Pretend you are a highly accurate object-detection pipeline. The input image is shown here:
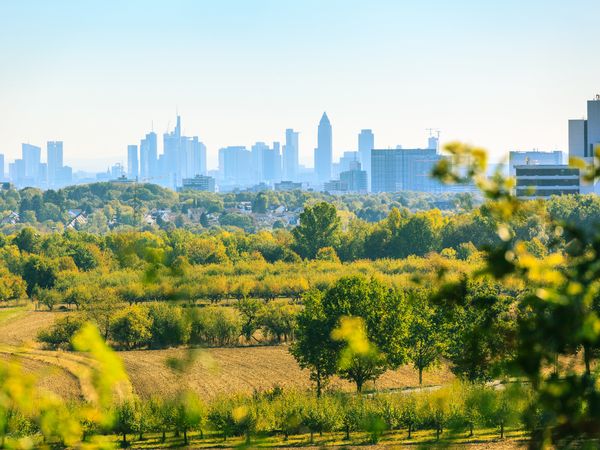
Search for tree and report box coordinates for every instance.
[22,255,57,296]
[406,290,447,385]
[113,400,136,447]
[109,305,152,350]
[174,391,206,445]
[147,303,191,348]
[292,202,341,259]
[234,298,264,342]
[290,291,338,397]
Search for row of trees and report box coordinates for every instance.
[291,276,518,394]
[2,380,527,448]
[38,300,300,351]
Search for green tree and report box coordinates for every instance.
[292,202,341,259]
[407,290,447,385]
[290,291,338,397]
[22,255,57,296]
[110,305,153,350]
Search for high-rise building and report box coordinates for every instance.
[587,96,600,157]
[0,154,4,180]
[22,143,41,185]
[508,150,563,177]
[283,129,299,181]
[358,129,374,190]
[47,141,63,188]
[140,132,157,180]
[160,116,206,188]
[568,96,600,193]
[127,145,139,179]
[314,112,332,184]
[162,116,182,188]
[219,146,252,187]
[371,148,444,193]
[340,163,368,193]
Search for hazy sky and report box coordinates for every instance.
[0,0,599,171]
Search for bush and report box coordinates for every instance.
[190,307,241,346]
[109,304,153,349]
[147,303,191,348]
[38,315,86,350]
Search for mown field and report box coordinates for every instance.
[0,304,535,449]
[0,305,454,400]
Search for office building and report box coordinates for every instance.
[508,150,563,177]
[127,145,139,179]
[47,141,63,188]
[275,180,302,191]
[515,165,580,199]
[358,129,374,190]
[371,147,444,193]
[340,165,368,193]
[314,112,332,184]
[181,174,215,192]
[219,146,252,187]
[283,129,299,181]
[0,154,4,180]
[140,132,157,180]
[569,95,600,193]
[22,143,41,186]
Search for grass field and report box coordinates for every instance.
[0,305,455,401]
[0,304,534,448]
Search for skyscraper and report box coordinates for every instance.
[358,129,374,190]
[127,145,139,179]
[0,154,4,180]
[283,129,299,181]
[22,143,41,186]
[46,141,63,188]
[588,96,600,157]
[140,131,157,180]
[219,146,252,187]
[314,112,332,184]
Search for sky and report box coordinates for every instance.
[0,0,599,172]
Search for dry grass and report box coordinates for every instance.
[120,345,454,399]
[0,306,455,400]
[0,306,70,346]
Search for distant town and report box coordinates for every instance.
[1,96,599,199]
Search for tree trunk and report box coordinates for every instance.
[436,426,441,441]
[407,423,412,439]
[356,379,363,393]
[584,343,592,376]
[122,433,127,447]
[469,423,474,437]
[500,422,504,439]
[316,375,322,398]
[345,425,350,440]
[161,430,166,443]
[183,429,188,445]
[419,367,423,385]
[310,431,314,444]
[246,430,251,444]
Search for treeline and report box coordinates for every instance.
[39,300,299,350]
[1,193,600,306]
[0,182,474,232]
[0,379,528,448]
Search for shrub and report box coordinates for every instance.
[38,315,86,350]
[147,303,191,348]
[190,307,241,346]
[109,304,152,349]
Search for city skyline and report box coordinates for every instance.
[1,1,599,171]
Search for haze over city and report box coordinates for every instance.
[1,0,599,172]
